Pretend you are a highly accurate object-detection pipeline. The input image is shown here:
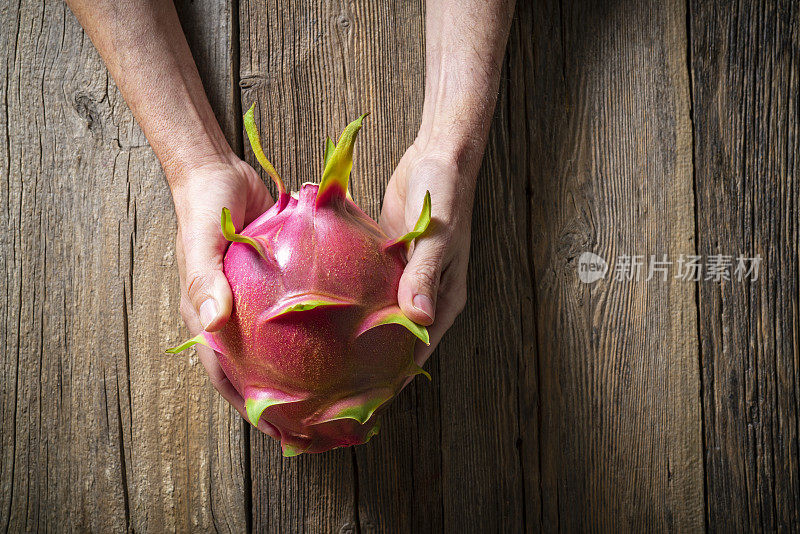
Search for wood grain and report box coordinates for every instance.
[526,0,704,530]
[0,1,246,531]
[174,2,250,531]
[430,18,532,534]
[239,2,531,530]
[2,0,799,531]
[690,0,800,530]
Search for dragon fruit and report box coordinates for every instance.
[168,104,432,456]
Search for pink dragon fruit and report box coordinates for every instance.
[168,104,431,456]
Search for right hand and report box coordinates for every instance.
[170,158,279,438]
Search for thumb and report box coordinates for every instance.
[182,222,233,332]
[398,239,445,326]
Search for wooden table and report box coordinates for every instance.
[1,0,797,531]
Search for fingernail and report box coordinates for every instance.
[199,299,219,329]
[412,294,434,322]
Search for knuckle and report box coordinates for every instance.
[411,153,461,181]
[412,257,442,292]
[186,270,214,303]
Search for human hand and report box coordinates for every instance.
[379,0,512,369]
[380,143,477,366]
[171,159,279,437]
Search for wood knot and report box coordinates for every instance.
[73,93,102,138]
[239,74,266,90]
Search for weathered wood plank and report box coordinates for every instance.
[507,4,543,530]
[238,2,361,530]
[690,0,800,530]
[427,15,535,534]
[173,2,250,531]
[430,77,530,531]
[0,3,135,530]
[0,1,246,531]
[527,0,704,530]
[240,1,533,531]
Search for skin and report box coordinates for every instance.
[66,0,515,436]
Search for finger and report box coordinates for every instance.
[176,234,196,324]
[196,344,245,412]
[398,237,446,326]
[399,275,467,389]
[195,344,281,440]
[378,170,408,238]
[241,162,277,224]
[177,244,279,441]
[413,259,468,366]
[182,218,233,332]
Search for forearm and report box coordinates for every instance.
[66,0,234,186]
[419,0,515,171]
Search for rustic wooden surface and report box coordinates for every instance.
[525,0,705,530]
[0,0,797,532]
[691,0,800,530]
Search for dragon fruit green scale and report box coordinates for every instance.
[167,104,432,457]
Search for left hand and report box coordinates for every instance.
[380,142,477,366]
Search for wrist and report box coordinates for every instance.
[417,41,504,175]
[162,135,239,189]
[415,94,497,178]
[412,122,488,180]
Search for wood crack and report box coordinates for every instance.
[683,0,710,530]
